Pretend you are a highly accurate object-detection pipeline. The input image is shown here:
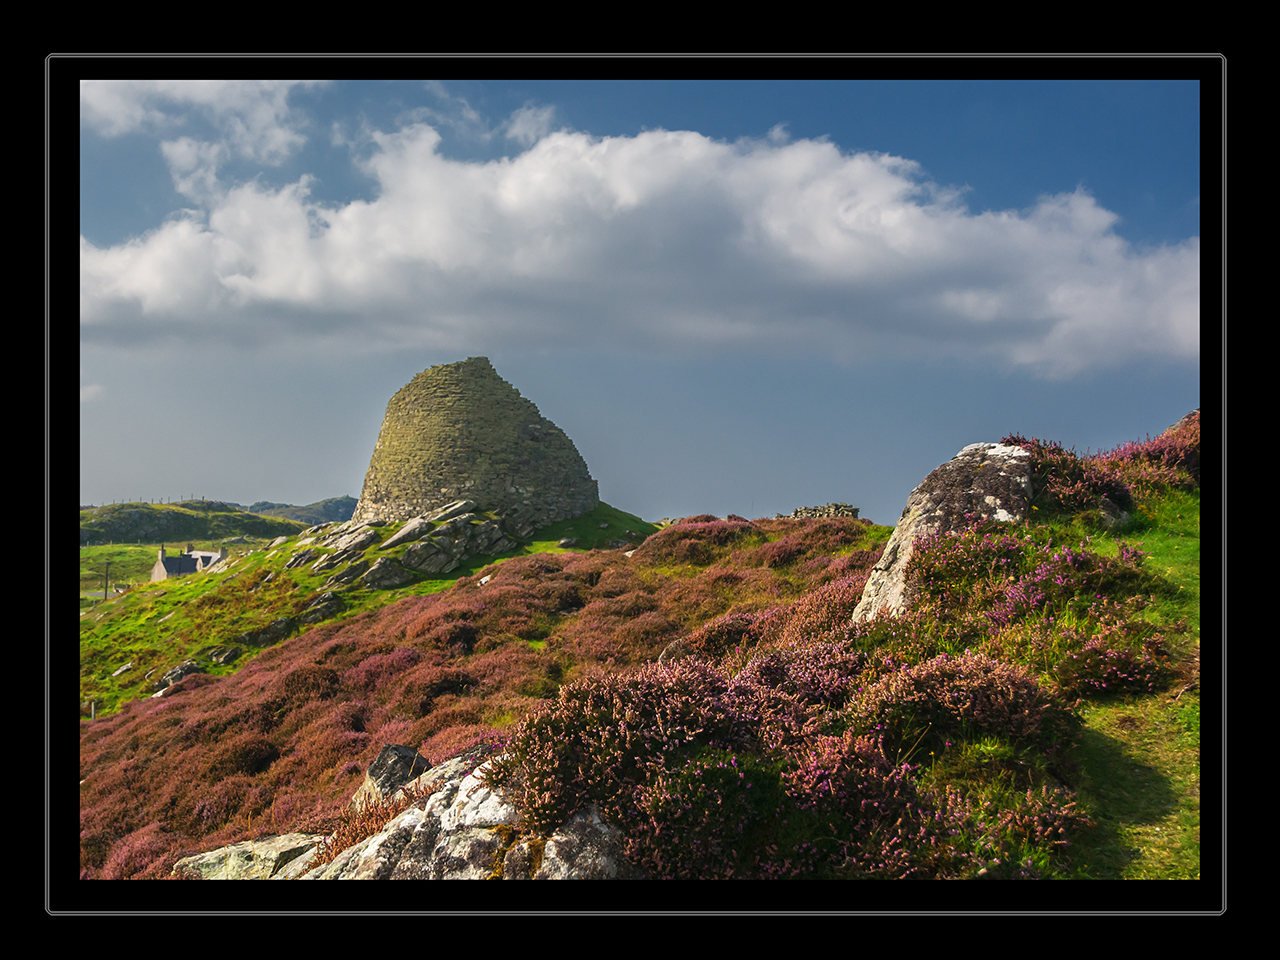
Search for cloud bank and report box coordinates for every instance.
[80,81,1199,378]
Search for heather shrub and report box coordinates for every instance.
[1091,409,1200,495]
[420,725,503,765]
[907,521,1030,607]
[342,646,421,693]
[781,732,972,879]
[483,657,971,879]
[627,748,791,878]
[685,611,769,658]
[484,660,780,837]
[202,732,281,780]
[776,574,868,648]
[99,821,173,880]
[631,519,762,566]
[952,784,1095,878]
[735,641,867,714]
[1045,618,1174,698]
[758,535,803,568]
[1001,433,1136,520]
[190,773,253,830]
[277,664,342,704]
[841,652,1078,762]
[402,664,476,717]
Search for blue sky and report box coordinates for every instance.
[78,70,1209,527]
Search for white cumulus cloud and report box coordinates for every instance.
[80,112,1199,378]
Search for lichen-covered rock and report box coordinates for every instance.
[176,748,642,880]
[173,832,326,880]
[351,357,598,529]
[522,805,645,879]
[377,516,438,551]
[851,442,1033,622]
[359,557,417,590]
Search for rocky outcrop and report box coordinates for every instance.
[174,747,643,880]
[172,833,327,880]
[351,357,598,530]
[851,442,1033,623]
[350,744,432,810]
[151,660,205,694]
[230,617,298,648]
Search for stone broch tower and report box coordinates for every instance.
[351,357,599,528]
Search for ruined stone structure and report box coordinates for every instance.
[351,357,599,529]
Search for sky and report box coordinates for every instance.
[78,69,1210,528]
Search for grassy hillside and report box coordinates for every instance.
[80,500,309,548]
[78,501,658,719]
[77,415,1202,881]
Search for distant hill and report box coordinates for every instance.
[247,496,358,526]
[79,500,308,546]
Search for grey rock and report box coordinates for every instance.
[173,833,326,880]
[154,660,204,692]
[185,749,643,881]
[236,617,298,647]
[400,539,460,574]
[359,557,417,590]
[321,558,369,588]
[351,745,432,811]
[284,548,317,570]
[852,442,1033,623]
[312,526,381,572]
[524,805,645,879]
[299,592,344,623]
[378,516,438,551]
[426,500,478,523]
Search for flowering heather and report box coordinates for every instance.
[776,574,870,647]
[629,518,763,566]
[1001,433,1136,519]
[481,643,1089,879]
[895,515,1176,700]
[1089,410,1200,496]
[80,475,1166,880]
[841,652,1078,761]
[734,641,866,714]
[781,732,973,879]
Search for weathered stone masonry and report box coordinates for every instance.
[351,357,599,529]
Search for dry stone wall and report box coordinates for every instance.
[351,357,599,530]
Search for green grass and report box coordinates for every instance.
[1020,486,1201,879]
[78,501,660,719]
[1066,691,1201,879]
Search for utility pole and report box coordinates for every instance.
[103,561,111,601]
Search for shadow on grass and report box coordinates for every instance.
[1067,720,1182,878]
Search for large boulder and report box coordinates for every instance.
[175,748,643,880]
[851,442,1033,623]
